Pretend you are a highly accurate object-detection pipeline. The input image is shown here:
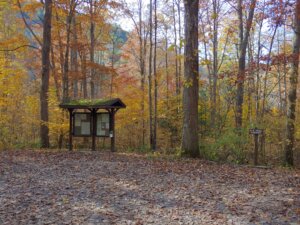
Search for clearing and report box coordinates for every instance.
[0,150,299,225]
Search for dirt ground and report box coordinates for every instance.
[0,150,299,225]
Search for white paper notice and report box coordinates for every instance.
[74,116,81,126]
[81,122,90,135]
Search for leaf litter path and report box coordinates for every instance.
[0,150,299,225]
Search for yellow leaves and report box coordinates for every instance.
[211,12,218,20]
[183,78,194,88]
[22,2,43,12]
[168,44,176,51]
[200,59,211,66]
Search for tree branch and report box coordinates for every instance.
[16,0,43,47]
[0,44,39,52]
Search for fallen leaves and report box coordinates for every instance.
[0,150,299,225]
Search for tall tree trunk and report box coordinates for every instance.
[211,0,219,130]
[71,16,78,99]
[172,0,180,109]
[137,0,146,146]
[255,17,264,123]
[90,0,95,99]
[110,39,115,97]
[182,0,199,157]
[40,0,52,148]
[51,46,60,100]
[80,49,88,98]
[261,25,278,119]
[176,0,182,91]
[235,0,256,129]
[62,8,74,102]
[284,0,300,166]
[283,15,288,114]
[148,0,154,149]
[153,0,158,151]
[165,25,169,108]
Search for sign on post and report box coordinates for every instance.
[249,128,263,135]
[249,127,264,165]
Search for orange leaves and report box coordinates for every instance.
[22,2,43,12]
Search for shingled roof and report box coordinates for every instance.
[59,98,126,109]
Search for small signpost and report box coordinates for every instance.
[249,127,264,165]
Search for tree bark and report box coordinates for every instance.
[153,0,158,151]
[40,0,52,148]
[172,0,180,109]
[211,0,219,130]
[90,0,96,99]
[284,0,300,166]
[182,0,199,157]
[148,0,154,149]
[235,0,256,129]
[71,16,78,99]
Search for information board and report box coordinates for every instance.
[97,113,110,137]
[73,113,91,136]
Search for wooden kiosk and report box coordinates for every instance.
[59,98,126,152]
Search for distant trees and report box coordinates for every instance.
[1,0,300,166]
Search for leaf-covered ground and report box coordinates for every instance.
[0,150,299,225]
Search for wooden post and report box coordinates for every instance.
[254,133,259,165]
[92,108,97,151]
[68,108,73,151]
[110,109,115,152]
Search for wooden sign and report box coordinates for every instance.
[249,128,263,135]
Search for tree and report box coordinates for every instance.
[284,0,300,166]
[40,0,53,148]
[182,0,199,157]
[148,0,154,150]
[235,0,256,129]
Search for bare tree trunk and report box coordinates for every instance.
[164,25,169,108]
[235,0,256,129]
[90,0,95,99]
[283,15,288,114]
[172,0,180,109]
[110,39,115,97]
[148,0,154,149]
[80,49,88,98]
[71,16,78,99]
[153,0,158,151]
[211,0,219,130]
[51,46,60,100]
[255,16,264,123]
[182,0,199,157]
[176,0,182,91]
[277,33,283,112]
[138,0,146,146]
[284,0,300,166]
[62,8,74,102]
[51,45,64,149]
[261,25,278,119]
[40,0,52,148]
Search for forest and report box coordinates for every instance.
[1,0,300,166]
[0,1,300,224]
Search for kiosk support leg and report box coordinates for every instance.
[68,109,73,151]
[110,110,115,152]
[92,109,97,151]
